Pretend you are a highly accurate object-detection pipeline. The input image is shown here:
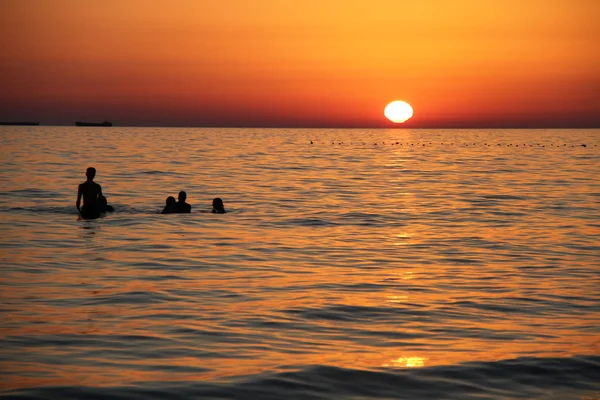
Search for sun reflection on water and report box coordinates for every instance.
[382,356,428,368]
[393,232,412,246]
[386,295,409,303]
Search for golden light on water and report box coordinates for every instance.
[394,232,413,246]
[386,295,409,303]
[382,356,428,368]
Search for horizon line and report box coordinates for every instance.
[2,124,599,130]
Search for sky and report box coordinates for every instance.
[1,0,599,128]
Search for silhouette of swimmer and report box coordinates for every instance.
[77,167,104,219]
[211,197,226,214]
[174,191,191,213]
[161,196,176,214]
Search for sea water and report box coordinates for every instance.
[0,127,599,399]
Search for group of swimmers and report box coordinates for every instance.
[76,167,226,219]
[160,193,225,214]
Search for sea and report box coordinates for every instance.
[0,127,599,400]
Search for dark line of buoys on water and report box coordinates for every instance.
[309,141,593,147]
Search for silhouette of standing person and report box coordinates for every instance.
[174,191,191,213]
[77,167,103,219]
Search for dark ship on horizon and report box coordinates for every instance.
[75,121,113,127]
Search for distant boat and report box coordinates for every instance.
[75,121,113,127]
[0,122,39,126]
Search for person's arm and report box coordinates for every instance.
[76,184,82,212]
[97,184,103,198]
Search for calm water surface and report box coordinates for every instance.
[1,127,599,399]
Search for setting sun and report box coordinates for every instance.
[384,101,414,123]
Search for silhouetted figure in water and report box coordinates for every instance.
[212,197,226,214]
[161,196,176,214]
[98,195,115,212]
[174,191,191,213]
[77,167,103,219]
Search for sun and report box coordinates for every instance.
[384,101,413,123]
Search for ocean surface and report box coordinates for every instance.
[0,127,599,400]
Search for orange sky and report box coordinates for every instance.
[1,0,599,127]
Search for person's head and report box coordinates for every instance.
[178,191,187,202]
[212,197,225,212]
[86,167,96,180]
[166,196,176,206]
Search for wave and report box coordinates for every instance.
[272,217,338,227]
[480,195,528,201]
[0,205,80,215]
[0,205,232,216]
[3,356,599,400]
[0,188,62,199]
[0,205,158,216]
[337,212,394,227]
